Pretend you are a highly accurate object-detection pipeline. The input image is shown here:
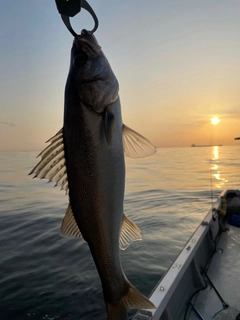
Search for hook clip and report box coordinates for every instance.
[55,0,99,36]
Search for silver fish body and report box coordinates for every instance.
[64,68,126,302]
[30,29,156,319]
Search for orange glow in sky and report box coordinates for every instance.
[1,1,240,151]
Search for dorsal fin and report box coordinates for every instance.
[29,128,68,193]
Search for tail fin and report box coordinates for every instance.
[106,281,155,320]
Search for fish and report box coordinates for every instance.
[29,29,156,320]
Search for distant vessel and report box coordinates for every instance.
[235,137,240,140]
[191,144,222,147]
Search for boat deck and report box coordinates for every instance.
[133,190,240,320]
[188,223,240,320]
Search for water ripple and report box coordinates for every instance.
[0,147,240,319]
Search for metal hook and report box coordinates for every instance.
[56,0,99,37]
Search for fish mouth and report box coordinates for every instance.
[74,29,102,54]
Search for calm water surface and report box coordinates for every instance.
[0,146,239,320]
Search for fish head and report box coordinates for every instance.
[70,29,119,112]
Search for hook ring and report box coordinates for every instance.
[61,0,99,37]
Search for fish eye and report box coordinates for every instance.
[73,53,88,68]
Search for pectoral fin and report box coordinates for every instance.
[60,203,82,238]
[104,110,115,146]
[119,213,142,250]
[122,124,156,158]
[29,128,69,193]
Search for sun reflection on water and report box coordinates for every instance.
[213,146,219,160]
[211,146,228,188]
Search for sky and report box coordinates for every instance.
[1,0,240,151]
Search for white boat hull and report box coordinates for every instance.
[133,189,240,320]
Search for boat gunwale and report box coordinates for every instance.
[133,189,236,320]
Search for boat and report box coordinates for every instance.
[235,137,240,140]
[191,144,222,147]
[133,189,240,320]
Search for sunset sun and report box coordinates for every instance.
[211,117,220,125]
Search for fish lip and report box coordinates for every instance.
[73,29,102,54]
[81,29,91,36]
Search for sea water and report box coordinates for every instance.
[0,146,239,320]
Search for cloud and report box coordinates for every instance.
[0,121,16,127]
[179,117,208,127]
[186,108,240,127]
[215,105,240,120]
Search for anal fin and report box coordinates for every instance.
[60,203,82,238]
[119,213,142,250]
